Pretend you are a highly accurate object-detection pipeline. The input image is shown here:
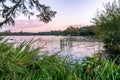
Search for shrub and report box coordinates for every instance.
[79,53,120,80]
[0,37,81,80]
[1,37,120,80]
[92,0,120,61]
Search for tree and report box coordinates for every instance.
[92,0,120,63]
[0,0,56,27]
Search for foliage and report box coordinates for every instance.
[92,0,120,59]
[0,37,120,79]
[0,37,80,80]
[0,0,56,27]
[79,53,120,80]
[63,25,95,36]
[0,25,95,36]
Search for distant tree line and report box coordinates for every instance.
[62,25,95,36]
[0,25,95,36]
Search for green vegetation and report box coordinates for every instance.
[1,0,120,79]
[80,54,120,80]
[93,0,120,63]
[0,0,56,27]
[0,37,120,80]
[0,37,72,80]
[0,25,95,36]
[63,25,95,36]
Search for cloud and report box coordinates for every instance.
[0,19,92,32]
[1,20,50,32]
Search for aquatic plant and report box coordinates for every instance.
[0,37,120,80]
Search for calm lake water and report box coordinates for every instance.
[6,36,103,60]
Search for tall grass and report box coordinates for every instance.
[0,37,78,80]
[0,37,120,80]
[79,54,120,80]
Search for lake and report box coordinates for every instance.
[6,36,103,60]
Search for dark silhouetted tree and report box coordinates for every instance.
[0,0,56,27]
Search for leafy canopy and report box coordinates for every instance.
[0,0,56,27]
[93,0,120,61]
[92,0,120,38]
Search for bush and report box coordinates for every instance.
[0,37,73,80]
[92,0,120,61]
[79,53,120,80]
[0,37,120,79]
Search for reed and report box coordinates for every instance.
[0,37,120,80]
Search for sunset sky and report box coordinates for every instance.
[1,0,112,32]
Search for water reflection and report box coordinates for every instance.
[6,36,103,59]
[60,37,73,50]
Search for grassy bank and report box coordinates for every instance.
[0,37,120,80]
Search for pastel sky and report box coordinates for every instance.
[1,0,112,32]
